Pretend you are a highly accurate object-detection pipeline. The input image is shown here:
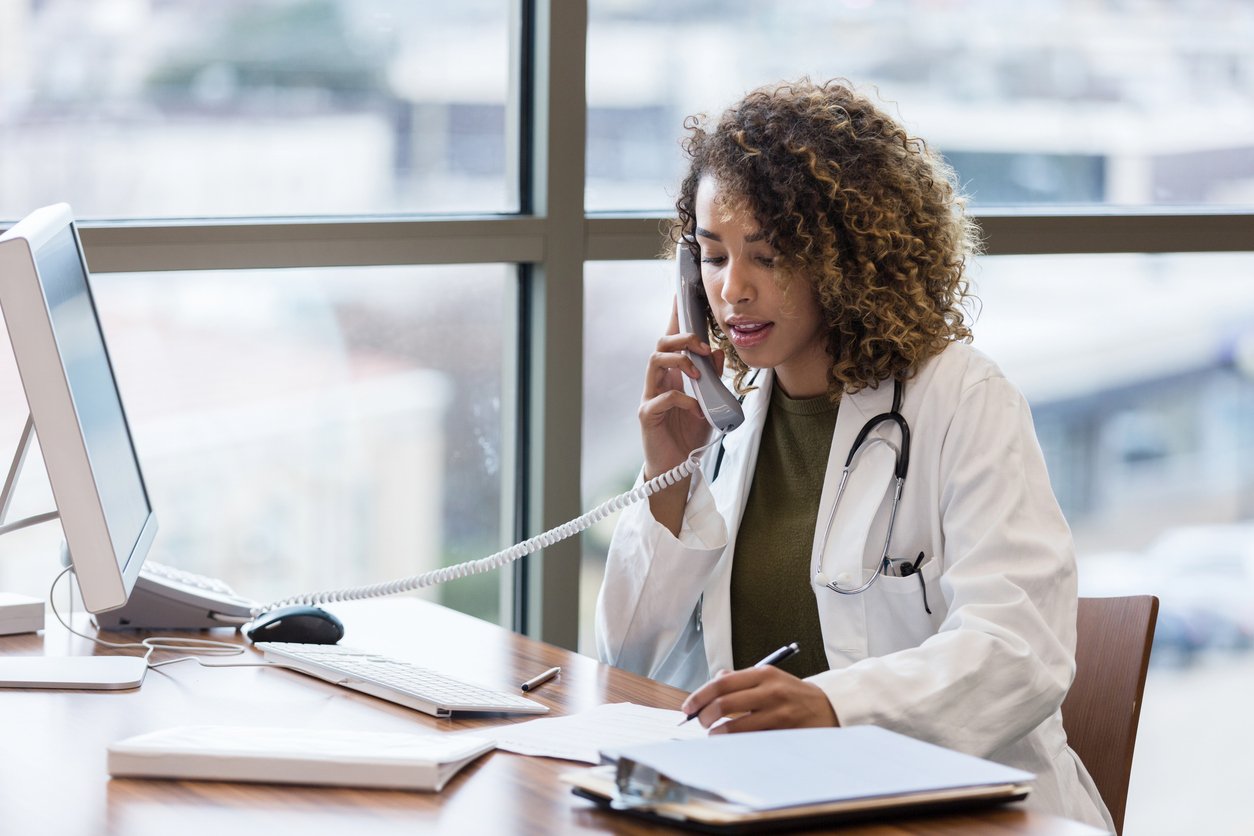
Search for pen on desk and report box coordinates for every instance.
[678,642,800,725]
[520,666,560,693]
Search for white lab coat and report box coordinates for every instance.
[596,342,1114,832]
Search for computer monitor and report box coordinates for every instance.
[0,203,157,688]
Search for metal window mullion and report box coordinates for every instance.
[517,0,586,649]
[974,211,1254,255]
[581,211,1254,260]
[75,217,547,273]
[500,0,532,637]
[63,210,1254,275]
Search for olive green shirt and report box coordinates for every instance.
[729,384,838,678]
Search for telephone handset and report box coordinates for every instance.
[674,241,745,433]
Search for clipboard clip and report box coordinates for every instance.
[610,757,689,810]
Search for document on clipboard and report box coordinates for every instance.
[561,725,1034,832]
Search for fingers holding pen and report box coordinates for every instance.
[680,667,751,728]
[680,667,838,733]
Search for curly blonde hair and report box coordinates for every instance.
[673,78,979,398]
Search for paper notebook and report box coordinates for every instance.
[563,725,1034,832]
[107,726,496,792]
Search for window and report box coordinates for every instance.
[0,0,515,218]
[586,1,1254,211]
[973,252,1254,836]
[972,252,1254,532]
[579,259,673,650]
[0,263,513,624]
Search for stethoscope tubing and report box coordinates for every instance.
[707,374,911,596]
[820,457,905,595]
[820,379,910,594]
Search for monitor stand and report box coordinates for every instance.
[0,414,58,537]
[0,415,147,690]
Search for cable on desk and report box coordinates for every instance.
[48,567,247,668]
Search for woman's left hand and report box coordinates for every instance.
[680,666,839,734]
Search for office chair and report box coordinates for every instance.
[1061,595,1159,836]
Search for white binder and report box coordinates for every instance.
[108,726,495,792]
[564,725,1035,831]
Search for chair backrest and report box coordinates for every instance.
[1061,595,1159,836]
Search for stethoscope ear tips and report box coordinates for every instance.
[813,572,829,587]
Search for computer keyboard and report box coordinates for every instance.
[255,642,551,718]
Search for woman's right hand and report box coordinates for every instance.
[640,299,725,534]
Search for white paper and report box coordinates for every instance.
[493,702,706,764]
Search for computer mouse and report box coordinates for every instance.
[245,605,345,644]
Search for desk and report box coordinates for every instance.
[0,598,1101,835]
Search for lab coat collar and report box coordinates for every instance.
[715,369,771,473]
[841,376,898,427]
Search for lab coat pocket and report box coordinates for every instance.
[864,556,944,656]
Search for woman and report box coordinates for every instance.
[595,78,1113,831]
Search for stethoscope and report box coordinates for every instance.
[812,378,911,595]
[710,375,913,597]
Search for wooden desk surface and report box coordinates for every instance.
[0,598,1101,836]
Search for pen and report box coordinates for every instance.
[678,642,800,725]
[520,665,560,692]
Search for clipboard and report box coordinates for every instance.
[561,726,1034,833]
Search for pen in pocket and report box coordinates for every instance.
[899,552,931,614]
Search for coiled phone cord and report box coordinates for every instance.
[251,436,723,617]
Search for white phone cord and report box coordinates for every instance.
[252,437,722,617]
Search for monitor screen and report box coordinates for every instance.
[0,204,156,612]
[39,225,151,562]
